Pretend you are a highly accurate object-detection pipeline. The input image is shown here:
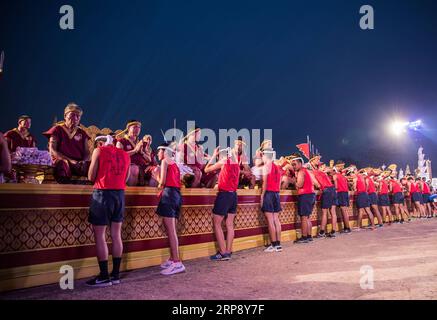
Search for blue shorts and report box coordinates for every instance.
[336,191,350,207]
[298,193,315,217]
[262,191,282,213]
[378,194,390,207]
[368,192,378,206]
[411,192,422,203]
[89,189,125,226]
[423,194,431,204]
[156,187,182,219]
[321,187,336,209]
[392,192,404,204]
[356,192,370,209]
[213,191,238,216]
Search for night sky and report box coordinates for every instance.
[1,0,436,172]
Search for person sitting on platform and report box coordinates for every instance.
[4,115,36,153]
[0,132,11,183]
[232,136,255,189]
[86,135,130,287]
[116,120,149,186]
[142,134,159,187]
[180,127,218,188]
[43,103,90,184]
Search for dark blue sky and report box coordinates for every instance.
[1,0,436,171]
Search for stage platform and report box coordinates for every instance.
[0,184,361,292]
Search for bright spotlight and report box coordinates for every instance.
[390,121,407,136]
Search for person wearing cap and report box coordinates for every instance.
[86,135,130,287]
[205,146,240,261]
[309,155,338,238]
[156,142,186,275]
[332,161,352,233]
[232,136,256,189]
[43,103,90,184]
[290,153,320,244]
[4,115,36,153]
[365,168,384,227]
[116,120,149,186]
[260,148,283,252]
[352,168,376,230]
[0,132,11,183]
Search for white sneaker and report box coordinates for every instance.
[264,245,275,252]
[160,262,186,275]
[274,245,283,252]
[160,259,173,269]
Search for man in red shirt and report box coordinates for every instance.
[291,153,320,244]
[309,155,338,238]
[43,103,90,184]
[421,177,433,218]
[377,171,393,224]
[4,115,36,152]
[352,168,376,229]
[205,146,240,260]
[86,136,130,287]
[260,148,283,252]
[332,161,351,233]
[365,168,384,227]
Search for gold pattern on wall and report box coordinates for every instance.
[0,200,357,253]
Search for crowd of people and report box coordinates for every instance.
[1,102,436,287]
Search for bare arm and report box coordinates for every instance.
[204,147,222,173]
[0,133,11,174]
[309,171,320,189]
[295,170,305,189]
[333,174,338,190]
[87,148,100,182]
[158,159,168,187]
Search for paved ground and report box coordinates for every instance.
[2,218,437,300]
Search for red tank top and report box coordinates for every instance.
[165,162,181,188]
[335,173,349,192]
[356,174,367,194]
[391,180,402,194]
[94,146,130,190]
[423,182,430,194]
[379,180,389,195]
[366,177,376,193]
[218,159,240,192]
[298,168,315,195]
[266,163,281,192]
[313,170,333,190]
[410,182,418,193]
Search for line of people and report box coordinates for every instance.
[83,134,436,287]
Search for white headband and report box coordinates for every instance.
[95,135,113,146]
[157,146,175,153]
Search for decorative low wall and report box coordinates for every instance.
[0,184,360,292]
